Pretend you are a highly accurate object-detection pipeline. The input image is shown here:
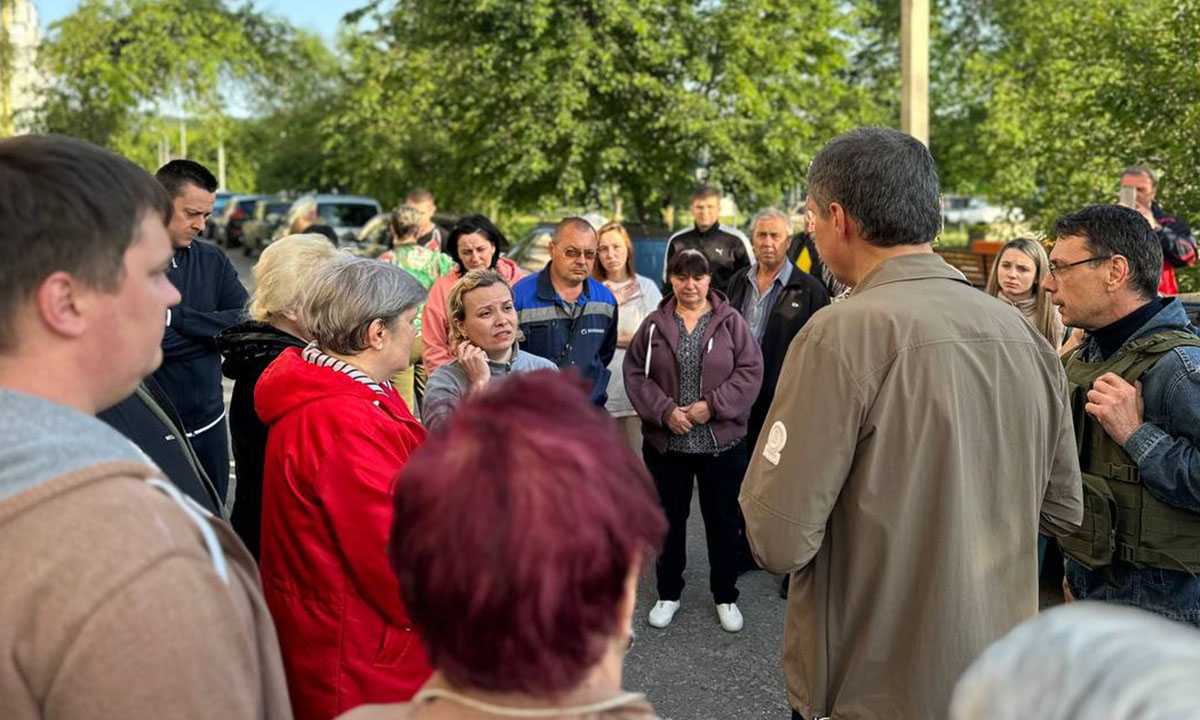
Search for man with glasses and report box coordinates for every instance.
[512,217,618,406]
[1046,203,1200,627]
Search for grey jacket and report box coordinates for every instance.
[422,348,557,431]
[739,253,1083,719]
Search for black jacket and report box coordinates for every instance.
[663,223,751,295]
[97,375,223,515]
[154,240,248,429]
[789,232,849,298]
[216,321,306,559]
[727,265,831,450]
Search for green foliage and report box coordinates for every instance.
[966,0,1200,229]
[323,0,886,221]
[35,0,334,182]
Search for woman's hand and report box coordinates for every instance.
[457,341,491,392]
[685,400,712,425]
[666,407,694,435]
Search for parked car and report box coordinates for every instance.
[216,194,268,248]
[942,195,1024,225]
[204,191,235,240]
[273,194,383,246]
[242,197,296,256]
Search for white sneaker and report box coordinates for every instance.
[716,603,743,633]
[647,600,681,628]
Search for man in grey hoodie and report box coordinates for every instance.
[0,135,290,719]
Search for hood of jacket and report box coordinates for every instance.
[255,346,399,427]
[0,388,153,502]
[217,320,306,382]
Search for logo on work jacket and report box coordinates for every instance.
[763,421,787,465]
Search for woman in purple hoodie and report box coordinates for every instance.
[623,249,763,634]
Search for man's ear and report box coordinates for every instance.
[828,202,852,243]
[35,271,90,339]
[1107,255,1132,292]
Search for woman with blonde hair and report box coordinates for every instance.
[594,221,662,452]
[216,233,340,557]
[421,269,556,431]
[986,237,1065,350]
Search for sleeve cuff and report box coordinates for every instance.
[1125,422,1169,464]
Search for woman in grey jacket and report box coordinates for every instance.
[623,249,763,633]
[423,269,556,431]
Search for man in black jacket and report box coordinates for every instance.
[728,208,830,453]
[662,185,752,295]
[152,160,248,503]
[97,375,224,516]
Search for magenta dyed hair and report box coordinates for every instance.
[389,371,666,696]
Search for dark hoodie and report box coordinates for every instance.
[215,321,305,559]
[622,291,764,454]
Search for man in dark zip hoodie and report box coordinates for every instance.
[152,160,248,503]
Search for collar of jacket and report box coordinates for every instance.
[1079,297,1192,361]
[850,251,969,296]
[535,264,593,304]
[647,289,736,352]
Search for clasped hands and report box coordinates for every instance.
[666,400,712,435]
[1085,372,1144,446]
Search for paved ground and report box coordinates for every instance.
[221,242,1067,720]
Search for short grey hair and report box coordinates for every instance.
[750,207,792,236]
[807,127,941,247]
[301,256,426,355]
[951,602,1200,720]
[1121,164,1157,187]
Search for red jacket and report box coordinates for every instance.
[255,348,431,720]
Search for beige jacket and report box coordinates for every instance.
[0,389,290,720]
[740,254,1083,719]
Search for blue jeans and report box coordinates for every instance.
[1065,559,1200,627]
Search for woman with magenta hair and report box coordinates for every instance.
[337,372,666,720]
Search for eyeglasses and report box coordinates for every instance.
[1047,255,1112,278]
[561,247,597,260]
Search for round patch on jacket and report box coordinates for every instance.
[763,421,787,466]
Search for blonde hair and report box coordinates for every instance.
[447,269,512,347]
[986,237,1058,344]
[248,234,341,322]
[593,221,637,281]
[286,197,318,234]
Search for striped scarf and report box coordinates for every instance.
[302,342,392,396]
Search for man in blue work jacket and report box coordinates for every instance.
[512,217,619,406]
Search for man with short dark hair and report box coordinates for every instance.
[152,159,248,503]
[405,188,446,251]
[739,127,1083,719]
[662,185,751,295]
[1119,165,1196,296]
[0,135,289,720]
[512,217,618,406]
[1045,203,1200,627]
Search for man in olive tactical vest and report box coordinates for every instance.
[1045,203,1200,626]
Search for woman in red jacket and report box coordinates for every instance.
[255,256,431,720]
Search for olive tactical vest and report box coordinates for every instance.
[1058,330,1200,573]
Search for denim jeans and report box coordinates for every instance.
[1065,559,1200,627]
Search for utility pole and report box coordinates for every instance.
[178,117,187,158]
[900,0,930,146]
[217,136,226,190]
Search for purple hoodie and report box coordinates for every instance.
[622,291,763,454]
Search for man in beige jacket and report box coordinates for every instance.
[739,127,1083,720]
[0,135,290,719]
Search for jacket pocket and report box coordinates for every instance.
[1058,472,1118,569]
[373,625,417,667]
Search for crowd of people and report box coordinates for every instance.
[3,127,1200,720]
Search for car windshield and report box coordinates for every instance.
[267,202,291,215]
[318,202,378,228]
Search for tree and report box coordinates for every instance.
[331,0,887,221]
[971,0,1200,229]
[35,0,332,182]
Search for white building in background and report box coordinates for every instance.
[2,0,43,134]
